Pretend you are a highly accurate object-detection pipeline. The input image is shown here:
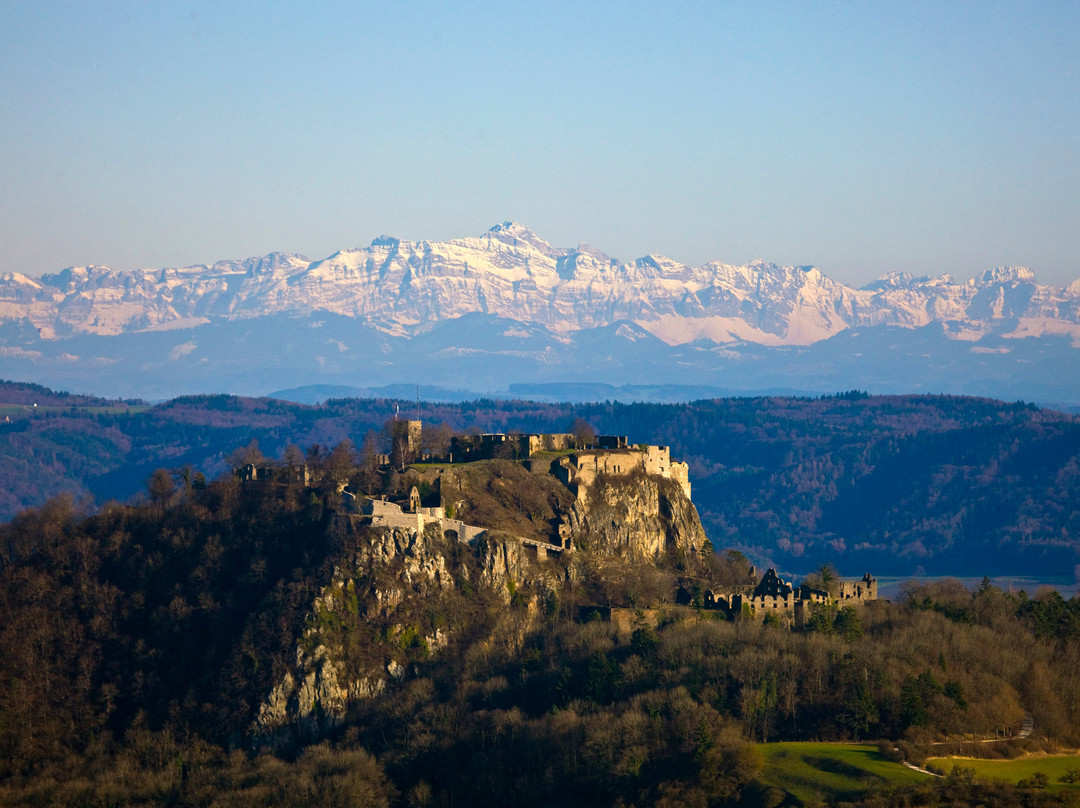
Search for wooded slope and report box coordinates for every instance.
[1,384,1078,574]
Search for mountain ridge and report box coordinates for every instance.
[4,222,1080,402]
[3,221,1077,348]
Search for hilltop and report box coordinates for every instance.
[4,430,1080,806]
[0,432,743,800]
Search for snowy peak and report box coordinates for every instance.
[39,265,114,289]
[633,255,684,274]
[976,266,1037,285]
[572,243,615,264]
[0,272,43,291]
[230,252,310,276]
[863,273,906,291]
[862,271,924,291]
[482,221,561,258]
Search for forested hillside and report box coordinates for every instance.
[1,382,1078,575]
[4,465,1080,806]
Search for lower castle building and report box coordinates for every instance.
[688,568,877,622]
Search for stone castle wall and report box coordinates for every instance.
[838,573,878,602]
[364,498,487,543]
[450,432,576,462]
[555,444,692,501]
[690,569,876,622]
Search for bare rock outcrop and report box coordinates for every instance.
[249,462,708,748]
[567,472,708,564]
[249,517,568,747]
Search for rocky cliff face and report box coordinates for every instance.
[249,465,708,747]
[565,473,709,563]
[249,517,568,747]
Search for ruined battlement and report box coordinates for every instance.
[449,432,578,462]
[838,573,878,602]
[234,462,311,486]
[440,430,692,501]
[358,495,489,544]
[554,443,692,501]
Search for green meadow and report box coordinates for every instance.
[756,742,931,804]
[925,755,1080,789]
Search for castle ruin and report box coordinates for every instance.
[391,419,422,466]
[553,442,692,501]
[690,568,877,622]
[449,432,577,462]
[445,430,692,501]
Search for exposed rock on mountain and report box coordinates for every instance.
[567,473,708,563]
[252,458,708,745]
[3,223,1079,402]
[3,223,1077,346]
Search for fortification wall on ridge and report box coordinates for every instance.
[555,444,692,501]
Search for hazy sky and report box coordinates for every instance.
[2,1,1079,287]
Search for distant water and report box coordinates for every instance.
[875,575,1079,601]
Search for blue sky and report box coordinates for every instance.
[2,1,1078,286]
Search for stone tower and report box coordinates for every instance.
[391,419,422,465]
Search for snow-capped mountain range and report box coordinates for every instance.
[4,221,1079,345]
[2,222,1079,403]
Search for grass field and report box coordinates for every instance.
[925,755,1080,789]
[757,742,931,804]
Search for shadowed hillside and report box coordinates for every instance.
[4,459,1080,806]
